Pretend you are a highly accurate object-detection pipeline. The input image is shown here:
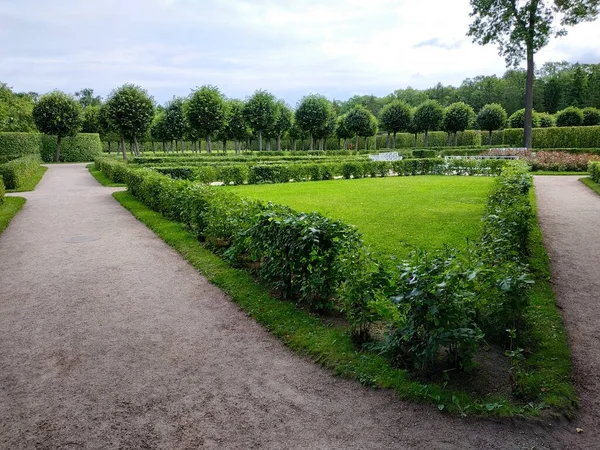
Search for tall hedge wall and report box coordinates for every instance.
[0,133,42,163]
[40,133,102,162]
[0,132,102,163]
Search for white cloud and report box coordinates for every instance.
[0,0,598,104]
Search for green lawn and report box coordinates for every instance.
[0,197,26,235]
[228,176,494,258]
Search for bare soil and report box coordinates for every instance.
[0,166,595,449]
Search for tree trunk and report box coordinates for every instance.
[364,136,368,151]
[133,135,140,156]
[181,139,185,153]
[355,134,359,150]
[319,138,323,151]
[488,130,493,146]
[277,133,281,151]
[413,133,417,147]
[266,139,271,151]
[259,130,263,151]
[386,132,390,149]
[424,131,429,147]
[121,135,127,160]
[454,133,458,146]
[310,133,314,151]
[222,140,227,154]
[55,135,62,162]
[393,132,397,149]
[107,141,111,154]
[206,135,211,154]
[523,45,535,148]
[446,133,451,146]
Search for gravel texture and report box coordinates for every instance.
[0,166,594,449]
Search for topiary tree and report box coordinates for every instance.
[477,103,507,145]
[582,107,600,126]
[413,100,444,146]
[150,110,170,152]
[336,113,354,150]
[538,112,555,128]
[225,99,249,153]
[186,85,225,154]
[556,106,584,127]
[345,105,377,150]
[273,100,293,151]
[243,90,277,151]
[81,105,101,134]
[295,94,334,150]
[164,97,187,152]
[508,108,541,128]
[379,100,412,149]
[32,90,82,162]
[105,84,155,159]
[288,118,305,151]
[443,102,475,146]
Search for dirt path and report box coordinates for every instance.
[534,176,600,449]
[0,165,587,449]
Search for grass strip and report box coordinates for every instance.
[580,177,600,196]
[532,171,589,176]
[522,190,577,416]
[6,166,47,193]
[87,164,126,187]
[0,197,26,235]
[112,190,567,418]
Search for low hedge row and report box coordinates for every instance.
[0,132,102,163]
[0,155,41,189]
[0,177,5,203]
[98,159,534,378]
[144,159,510,185]
[589,161,600,183]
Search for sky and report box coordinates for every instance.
[1,0,599,106]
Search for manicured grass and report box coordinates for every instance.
[0,197,26,235]
[228,176,494,258]
[6,166,47,193]
[523,190,576,416]
[580,177,600,196]
[87,164,126,187]
[112,189,566,418]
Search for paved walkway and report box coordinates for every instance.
[0,165,591,449]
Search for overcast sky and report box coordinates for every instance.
[1,0,599,106]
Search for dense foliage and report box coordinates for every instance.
[0,155,41,189]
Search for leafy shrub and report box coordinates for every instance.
[342,161,366,179]
[0,176,5,203]
[0,154,41,189]
[0,132,41,163]
[412,149,437,158]
[153,166,196,180]
[556,107,584,127]
[538,113,555,128]
[40,133,101,162]
[196,166,217,183]
[508,109,541,129]
[94,158,129,183]
[589,161,600,183]
[248,164,291,184]
[216,165,248,185]
[583,107,600,127]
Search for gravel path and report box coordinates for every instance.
[534,176,600,449]
[0,165,592,449]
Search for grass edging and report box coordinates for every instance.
[87,164,126,187]
[0,197,26,235]
[6,166,47,193]
[112,189,565,418]
[580,177,600,196]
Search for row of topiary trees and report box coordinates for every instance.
[29,85,600,161]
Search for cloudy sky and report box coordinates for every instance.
[1,0,599,105]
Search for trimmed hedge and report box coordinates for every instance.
[40,133,102,162]
[0,176,4,203]
[0,155,42,189]
[0,133,42,163]
[492,126,600,149]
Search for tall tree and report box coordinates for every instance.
[295,94,334,150]
[468,0,599,148]
[335,114,354,150]
[186,86,225,154]
[164,97,187,152]
[345,105,377,150]
[105,84,155,159]
[243,90,277,151]
[273,100,293,151]
[379,100,412,149]
[413,100,444,146]
[476,103,507,144]
[32,91,82,162]
[224,99,248,153]
[81,105,101,133]
[75,88,102,108]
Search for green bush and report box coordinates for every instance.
[248,165,291,184]
[589,161,600,183]
[0,154,41,189]
[556,107,584,128]
[40,133,102,162]
[583,107,600,126]
[0,132,41,163]
[94,157,129,183]
[196,166,217,183]
[217,165,249,185]
[0,177,5,203]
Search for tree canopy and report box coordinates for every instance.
[243,90,277,151]
[186,85,225,153]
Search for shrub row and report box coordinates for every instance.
[0,177,4,203]
[98,159,533,376]
[146,159,510,185]
[0,155,41,189]
[589,161,600,183]
[0,132,102,163]
[491,126,600,149]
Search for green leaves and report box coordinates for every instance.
[32,90,82,139]
[185,85,225,140]
[105,84,154,138]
